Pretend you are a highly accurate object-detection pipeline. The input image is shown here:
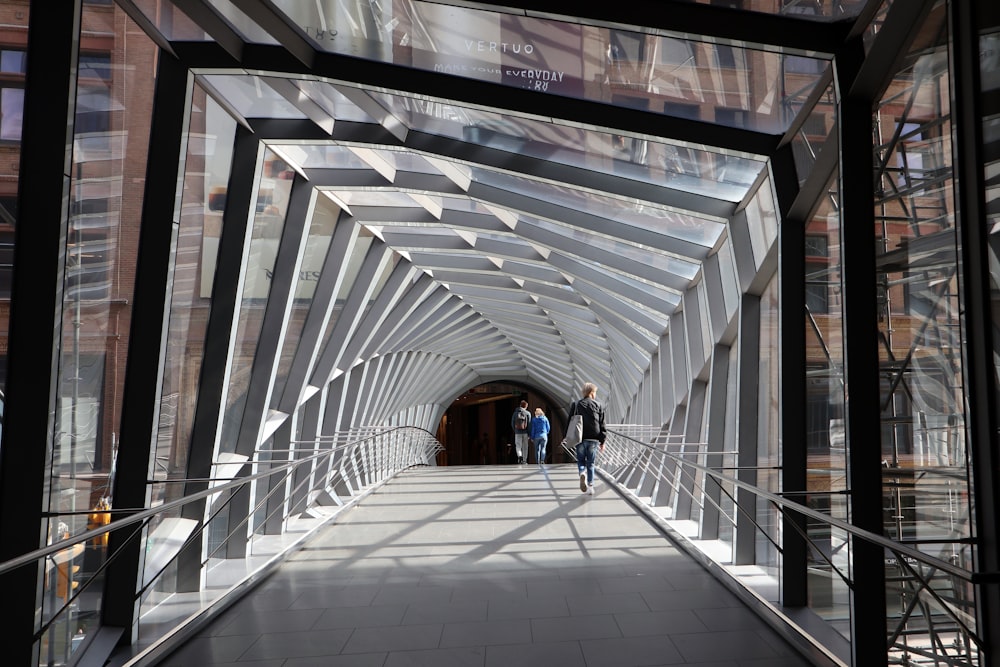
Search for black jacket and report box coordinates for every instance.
[572,397,606,444]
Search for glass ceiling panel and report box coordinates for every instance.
[361,86,765,201]
[200,75,307,119]
[268,0,828,134]
[293,80,377,123]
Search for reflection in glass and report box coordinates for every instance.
[804,173,849,638]
[270,0,826,134]
[43,5,157,664]
[364,84,766,201]
[874,6,976,663]
[142,87,239,625]
[790,82,836,185]
[756,275,780,577]
[154,88,238,489]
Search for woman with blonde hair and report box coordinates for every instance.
[529,407,550,464]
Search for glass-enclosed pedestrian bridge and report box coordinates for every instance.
[3,427,978,667]
[2,2,997,667]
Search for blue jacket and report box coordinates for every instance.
[529,415,550,441]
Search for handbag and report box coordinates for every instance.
[564,401,583,447]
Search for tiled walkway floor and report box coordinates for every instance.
[158,465,815,666]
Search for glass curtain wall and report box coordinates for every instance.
[804,173,850,639]
[0,4,27,402]
[142,87,238,613]
[983,0,1000,422]
[40,2,158,664]
[873,2,977,662]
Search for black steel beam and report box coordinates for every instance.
[952,0,1000,661]
[773,142,808,608]
[0,3,81,665]
[840,30,889,666]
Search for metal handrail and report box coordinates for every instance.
[0,426,440,577]
[590,427,987,663]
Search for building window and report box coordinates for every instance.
[0,230,12,298]
[0,48,26,142]
[805,234,829,314]
[80,53,112,81]
[716,45,737,69]
[715,107,748,128]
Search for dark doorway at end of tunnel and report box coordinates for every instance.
[436,382,567,467]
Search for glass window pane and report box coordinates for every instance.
[1,87,23,141]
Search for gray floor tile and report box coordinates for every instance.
[642,586,743,611]
[343,623,443,653]
[439,618,531,647]
[487,595,570,620]
[614,609,710,637]
[240,628,354,660]
[402,599,489,624]
[384,646,487,667]
[313,603,408,629]
[372,584,455,605]
[670,630,787,663]
[212,607,325,636]
[580,633,685,666]
[531,613,621,642]
[485,640,587,667]
[285,653,388,667]
[566,590,650,615]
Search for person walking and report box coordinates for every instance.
[529,407,550,464]
[511,400,531,464]
[571,383,606,495]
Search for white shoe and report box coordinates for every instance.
[587,485,594,495]
[579,471,588,492]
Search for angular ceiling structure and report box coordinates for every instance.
[120,0,864,420]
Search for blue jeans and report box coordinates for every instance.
[576,439,599,485]
[534,435,547,463]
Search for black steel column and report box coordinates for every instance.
[953,0,1000,661]
[772,142,808,607]
[103,50,192,638]
[0,2,80,665]
[840,52,890,667]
